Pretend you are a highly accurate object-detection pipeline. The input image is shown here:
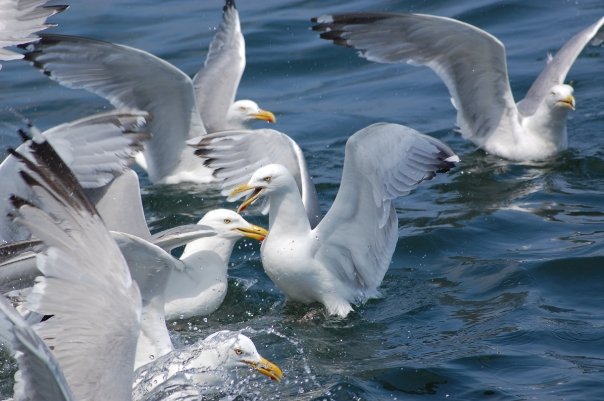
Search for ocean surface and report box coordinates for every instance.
[1,0,604,400]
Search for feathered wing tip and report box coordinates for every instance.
[425,135,460,174]
[0,2,69,64]
[64,109,152,159]
[7,134,142,401]
[7,135,97,217]
[0,295,75,401]
[310,13,393,48]
[224,0,236,12]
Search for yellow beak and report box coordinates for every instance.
[253,109,276,124]
[559,95,576,110]
[244,357,283,382]
[234,224,268,241]
[231,184,265,213]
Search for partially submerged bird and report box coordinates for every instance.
[133,330,282,399]
[163,209,267,321]
[21,0,275,184]
[231,123,459,317]
[312,13,604,161]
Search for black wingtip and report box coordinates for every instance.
[212,167,224,178]
[17,129,32,143]
[311,13,393,32]
[194,148,210,158]
[224,0,236,12]
[20,139,98,216]
[437,153,460,173]
[203,157,215,168]
[9,194,34,210]
[6,147,18,158]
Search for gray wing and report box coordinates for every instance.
[85,168,151,240]
[193,0,245,132]
[21,34,207,183]
[0,110,149,243]
[190,129,321,228]
[110,231,181,368]
[150,224,216,251]
[0,222,214,297]
[312,13,522,146]
[0,0,66,64]
[9,138,141,401]
[0,296,75,401]
[314,123,458,296]
[517,16,604,116]
[42,110,149,187]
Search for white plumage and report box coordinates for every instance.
[232,123,459,317]
[313,13,604,161]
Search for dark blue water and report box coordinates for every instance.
[1,1,604,400]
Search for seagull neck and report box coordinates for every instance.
[525,103,569,148]
[268,187,312,236]
[181,236,235,267]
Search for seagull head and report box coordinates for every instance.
[227,100,276,128]
[199,209,268,241]
[205,331,283,381]
[548,84,575,111]
[229,164,294,213]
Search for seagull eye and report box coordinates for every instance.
[223,218,231,224]
[263,176,272,183]
[239,106,246,112]
[234,348,243,356]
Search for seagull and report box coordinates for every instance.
[0,135,282,400]
[192,0,276,132]
[20,0,275,184]
[133,330,282,399]
[231,123,459,317]
[190,128,322,228]
[163,208,268,321]
[0,0,67,69]
[0,110,149,243]
[312,13,604,161]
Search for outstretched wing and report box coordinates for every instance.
[314,123,458,296]
[0,110,149,243]
[190,128,321,227]
[8,138,141,401]
[0,296,74,401]
[0,0,66,65]
[193,0,245,132]
[517,16,604,116]
[312,12,521,146]
[21,34,207,182]
[150,224,217,251]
